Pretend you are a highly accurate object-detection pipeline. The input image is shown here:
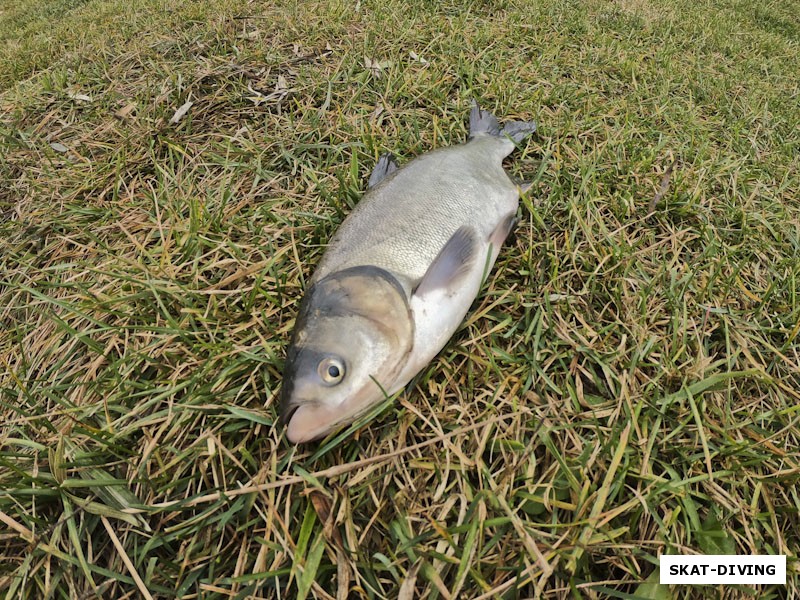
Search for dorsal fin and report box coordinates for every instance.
[367,153,399,188]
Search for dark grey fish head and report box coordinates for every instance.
[279,266,414,443]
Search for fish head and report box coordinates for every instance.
[280,266,413,443]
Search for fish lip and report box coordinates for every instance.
[279,396,325,427]
[277,372,299,425]
[283,383,390,443]
[279,401,299,426]
[282,400,334,444]
[278,373,320,427]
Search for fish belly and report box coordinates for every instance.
[389,236,503,392]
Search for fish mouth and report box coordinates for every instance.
[279,363,332,442]
[283,402,341,444]
[277,370,301,425]
[279,401,300,426]
[279,379,335,443]
[281,381,388,444]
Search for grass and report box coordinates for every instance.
[1,0,799,597]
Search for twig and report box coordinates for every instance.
[101,516,154,600]
[647,158,677,214]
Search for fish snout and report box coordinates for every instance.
[279,378,339,443]
[284,402,340,444]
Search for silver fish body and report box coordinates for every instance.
[281,102,536,443]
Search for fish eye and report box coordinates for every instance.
[318,357,345,385]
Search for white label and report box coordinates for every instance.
[660,555,786,584]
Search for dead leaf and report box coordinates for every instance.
[370,104,385,123]
[308,491,332,522]
[246,85,266,105]
[50,142,69,153]
[336,548,351,600]
[398,559,423,600]
[276,74,288,92]
[169,99,194,124]
[308,490,344,550]
[647,158,677,213]
[409,51,429,65]
[318,81,332,114]
[67,91,93,102]
[247,75,293,106]
[116,102,137,119]
[364,56,392,77]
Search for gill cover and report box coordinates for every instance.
[280,266,414,443]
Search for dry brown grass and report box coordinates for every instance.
[1,0,799,598]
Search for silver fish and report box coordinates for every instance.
[280,102,536,443]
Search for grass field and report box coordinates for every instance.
[1,0,799,597]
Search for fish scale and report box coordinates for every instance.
[313,136,519,293]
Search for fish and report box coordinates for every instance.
[280,101,536,443]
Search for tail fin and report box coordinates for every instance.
[469,101,501,137]
[468,100,536,143]
[502,120,537,143]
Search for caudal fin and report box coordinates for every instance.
[468,100,536,143]
[502,119,537,143]
[469,101,502,137]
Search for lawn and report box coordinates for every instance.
[1,0,798,598]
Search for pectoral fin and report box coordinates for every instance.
[367,153,399,188]
[413,226,478,298]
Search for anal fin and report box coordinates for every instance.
[367,153,399,188]
[489,213,517,250]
